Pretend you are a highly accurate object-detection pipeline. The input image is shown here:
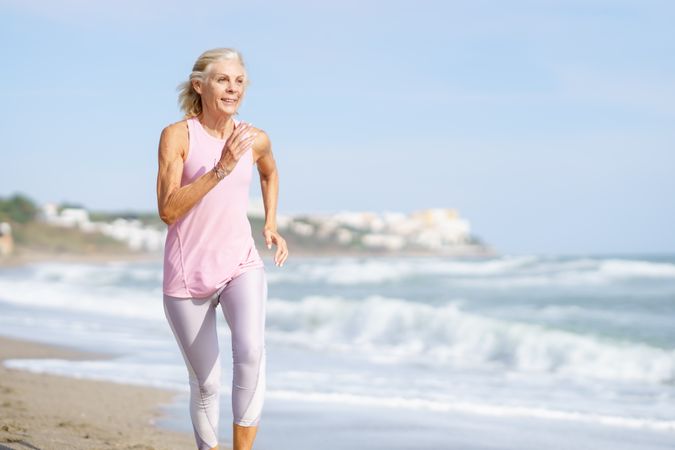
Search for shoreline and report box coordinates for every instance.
[0,334,206,449]
[0,249,164,269]
[0,244,498,270]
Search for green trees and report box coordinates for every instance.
[0,193,38,224]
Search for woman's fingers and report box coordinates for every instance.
[226,123,257,159]
[277,250,288,266]
[232,123,254,145]
[219,122,255,168]
[274,239,288,266]
[229,122,246,141]
[229,122,251,147]
[236,131,258,155]
[264,229,288,266]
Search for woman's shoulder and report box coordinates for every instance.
[240,120,268,141]
[250,126,272,163]
[160,119,190,148]
[163,118,190,135]
[159,119,190,160]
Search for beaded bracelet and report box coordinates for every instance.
[213,161,229,180]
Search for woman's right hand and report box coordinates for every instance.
[219,121,258,173]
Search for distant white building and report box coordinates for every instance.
[408,208,471,248]
[299,207,471,250]
[335,228,353,244]
[362,233,405,250]
[97,218,166,252]
[39,203,90,228]
[34,201,474,254]
[331,211,381,230]
[38,203,166,252]
[39,202,59,221]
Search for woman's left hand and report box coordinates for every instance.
[263,227,288,267]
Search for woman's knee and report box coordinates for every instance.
[234,343,265,365]
[190,371,221,396]
[233,345,265,386]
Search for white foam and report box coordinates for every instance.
[0,263,164,321]
[6,358,673,433]
[266,294,675,384]
[2,257,674,387]
[451,258,675,288]
[2,358,186,391]
[599,259,675,279]
[265,255,675,287]
[26,261,162,285]
[266,255,538,284]
[265,389,675,432]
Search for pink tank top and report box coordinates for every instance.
[163,116,265,298]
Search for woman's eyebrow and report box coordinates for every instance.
[213,73,245,78]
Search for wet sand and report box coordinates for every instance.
[0,335,209,449]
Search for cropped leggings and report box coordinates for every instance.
[163,267,267,450]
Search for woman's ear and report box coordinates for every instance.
[192,79,202,95]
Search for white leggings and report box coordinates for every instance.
[163,267,267,450]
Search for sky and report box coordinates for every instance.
[1,0,674,255]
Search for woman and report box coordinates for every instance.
[156,47,288,450]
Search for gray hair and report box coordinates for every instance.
[177,48,249,118]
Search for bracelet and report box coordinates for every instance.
[213,161,229,180]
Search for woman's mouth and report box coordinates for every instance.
[222,98,237,104]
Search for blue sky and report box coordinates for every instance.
[1,0,674,255]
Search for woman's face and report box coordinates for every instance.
[193,59,246,116]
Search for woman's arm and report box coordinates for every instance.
[254,130,288,266]
[156,122,221,225]
[255,130,279,231]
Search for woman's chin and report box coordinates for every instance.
[219,106,238,115]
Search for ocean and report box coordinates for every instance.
[1,253,674,449]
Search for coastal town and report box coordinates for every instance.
[0,195,495,259]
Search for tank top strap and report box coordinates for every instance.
[186,116,195,139]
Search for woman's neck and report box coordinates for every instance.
[196,112,234,140]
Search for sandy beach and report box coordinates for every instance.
[0,249,164,269]
[0,335,206,450]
